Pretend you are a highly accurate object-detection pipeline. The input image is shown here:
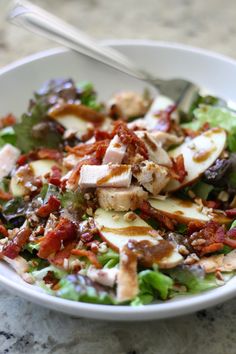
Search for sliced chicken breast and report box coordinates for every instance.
[103,135,126,164]
[133,160,170,195]
[97,185,148,211]
[0,144,20,180]
[79,164,132,189]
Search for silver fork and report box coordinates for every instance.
[7,0,200,114]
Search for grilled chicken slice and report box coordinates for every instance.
[0,144,20,180]
[97,185,148,211]
[133,160,170,195]
[103,135,126,164]
[79,164,132,189]
[135,131,172,167]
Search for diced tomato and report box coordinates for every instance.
[38,218,77,259]
[36,195,61,218]
[3,228,32,259]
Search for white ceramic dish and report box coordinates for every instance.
[1,40,236,321]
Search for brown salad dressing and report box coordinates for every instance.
[97,165,129,185]
[101,226,152,236]
[127,239,174,267]
[193,148,214,163]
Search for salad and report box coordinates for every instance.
[0,78,236,306]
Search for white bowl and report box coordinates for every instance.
[0,40,236,321]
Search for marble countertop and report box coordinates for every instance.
[1,0,236,353]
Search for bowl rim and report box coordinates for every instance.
[0,39,236,320]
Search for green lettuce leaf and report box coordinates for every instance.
[182,105,236,152]
[167,265,218,293]
[131,269,173,305]
[56,274,115,304]
[191,181,214,200]
[32,265,67,280]
[60,190,84,210]
[97,249,119,268]
[0,127,16,147]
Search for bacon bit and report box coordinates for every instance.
[0,113,16,129]
[36,195,61,218]
[188,220,205,235]
[43,271,59,286]
[201,122,210,132]
[202,200,221,209]
[189,221,225,256]
[3,227,32,259]
[67,157,100,187]
[224,228,236,248]
[154,104,176,132]
[182,128,199,138]
[66,140,109,160]
[38,218,77,259]
[0,225,8,237]
[139,200,176,231]
[94,130,112,141]
[113,121,148,159]
[71,249,102,269]
[37,148,62,161]
[17,154,28,166]
[49,242,76,267]
[47,165,62,187]
[80,127,94,142]
[171,154,187,183]
[225,208,236,218]
[0,189,12,201]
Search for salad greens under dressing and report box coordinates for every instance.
[0,78,236,306]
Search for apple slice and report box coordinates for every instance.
[94,208,183,268]
[165,128,227,192]
[54,115,89,139]
[149,197,230,224]
[10,159,60,197]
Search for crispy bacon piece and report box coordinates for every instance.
[0,113,16,129]
[37,148,62,161]
[71,249,102,269]
[224,228,236,248]
[202,200,221,209]
[47,165,62,187]
[0,225,8,237]
[187,220,205,235]
[154,105,176,132]
[3,227,32,259]
[49,242,76,267]
[94,130,112,141]
[36,195,61,218]
[139,200,176,231]
[66,140,110,161]
[189,221,225,255]
[225,209,236,218]
[38,218,77,259]
[170,154,187,183]
[0,189,12,201]
[113,121,148,159]
[67,156,100,187]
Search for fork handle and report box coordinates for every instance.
[8,0,149,80]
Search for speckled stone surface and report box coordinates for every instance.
[1,0,236,353]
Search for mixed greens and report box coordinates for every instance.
[0,79,236,306]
